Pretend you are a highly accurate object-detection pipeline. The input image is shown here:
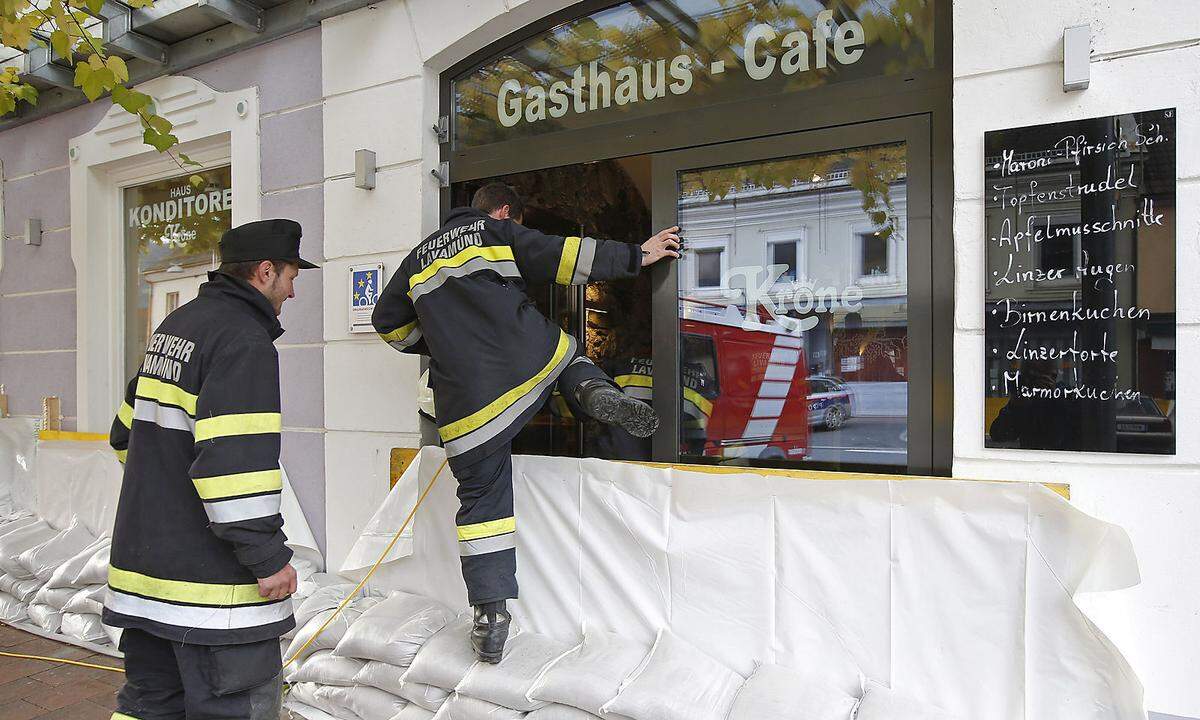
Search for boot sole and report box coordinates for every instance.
[589,392,660,438]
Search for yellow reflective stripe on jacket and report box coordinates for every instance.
[457,516,515,541]
[684,387,714,416]
[115,449,128,463]
[614,374,652,389]
[555,236,582,285]
[615,374,711,415]
[440,333,572,442]
[117,402,134,429]
[194,413,281,442]
[409,245,516,295]
[108,566,266,606]
[112,713,141,720]
[136,376,198,415]
[192,468,282,501]
[379,320,419,344]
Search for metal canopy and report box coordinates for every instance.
[0,0,375,132]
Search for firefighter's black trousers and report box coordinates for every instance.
[113,628,283,720]
[448,353,611,605]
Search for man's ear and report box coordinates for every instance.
[497,204,511,220]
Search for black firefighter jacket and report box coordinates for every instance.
[104,271,294,645]
[372,207,643,466]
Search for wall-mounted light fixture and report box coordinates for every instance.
[355,149,377,190]
[1063,25,1091,92]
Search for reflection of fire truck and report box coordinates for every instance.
[681,303,810,461]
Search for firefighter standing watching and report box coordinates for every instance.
[105,219,318,720]
[372,183,680,662]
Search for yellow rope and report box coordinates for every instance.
[283,458,445,666]
[0,457,447,677]
[0,646,125,673]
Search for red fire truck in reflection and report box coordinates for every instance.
[678,302,812,462]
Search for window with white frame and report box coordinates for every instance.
[684,236,730,292]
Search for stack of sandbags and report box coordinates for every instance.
[14,518,99,635]
[0,515,63,623]
[284,590,456,720]
[43,537,115,644]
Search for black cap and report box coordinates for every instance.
[219,219,318,269]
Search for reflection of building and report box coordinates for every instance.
[678,168,908,397]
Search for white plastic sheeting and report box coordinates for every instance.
[0,432,324,658]
[0,419,38,515]
[343,447,1147,720]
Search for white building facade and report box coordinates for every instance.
[0,1,1197,716]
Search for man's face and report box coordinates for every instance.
[263,262,299,316]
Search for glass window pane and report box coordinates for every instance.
[861,232,888,276]
[124,167,232,377]
[697,249,723,287]
[772,242,797,281]
[677,143,908,469]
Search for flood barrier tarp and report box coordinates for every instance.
[342,447,1146,720]
[0,420,324,655]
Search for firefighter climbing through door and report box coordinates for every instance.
[372,182,680,662]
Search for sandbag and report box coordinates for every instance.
[398,681,452,712]
[456,631,571,712]
[76,542,111,586]
[333,590,455,667]
[61,612,109,643]
[27,602,62,633]
[0,521,57,578]
[727,662,858,720]
[62,585,106,615]
[103,622,122,647]
[0,514,39,537]
[287,582,358,640]
[18,518,96,582]
[432,693,528,720]
[395,706,437,720]
[0,591,27,622]
[354,660,407,695]
[402,616,481,691]
[601,630,744,720]
[318,684,407,720]
[31,585,77,610]
[288,682,351,719]
[526,706,601,720]
[284,596,382,671]
[11,578,42,603]
[853,681,959,720]
[46,537,110,589]
[528,629,648,716]
[289,650,366,686]
[0,573,19,595]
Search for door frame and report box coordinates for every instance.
[649,115,939,473]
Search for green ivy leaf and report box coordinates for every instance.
[49,29,71,59]
[84,0,104,14]
[111,84,151,114]
[147,114,172,135]
[81,66,113,101]
[73,61,91,88]
[105,55,128,83]
[15,83,36,103]
[189,174,205,188]
[143,128,178,152]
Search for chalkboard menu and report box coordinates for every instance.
[984,109,1176,454]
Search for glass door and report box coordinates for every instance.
[650,117,933,473]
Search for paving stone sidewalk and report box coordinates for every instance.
[0,624,314,720]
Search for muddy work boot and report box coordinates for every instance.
[575,379,660,438]
[471,601,511,664]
